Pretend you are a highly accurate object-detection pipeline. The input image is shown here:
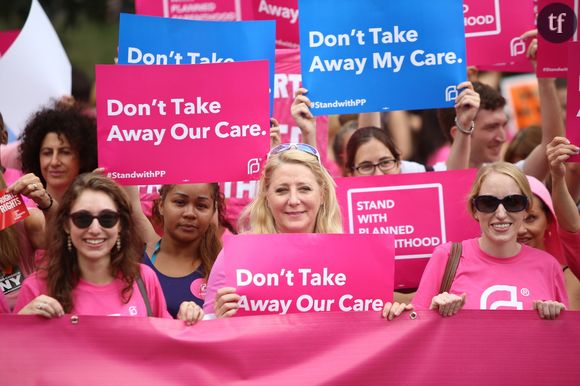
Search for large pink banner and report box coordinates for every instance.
[2,311,580,385]
[222,49,330,229]
[537,0,578,77]
[135,0,244,21]
[223,233,394,315]
[567,41,580,162]
[336,169,481,289]
[465,0,535,72]
[250,0,299,48]
[96,61,270,185]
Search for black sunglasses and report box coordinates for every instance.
[69,210,120,229]
[472,195,528,213]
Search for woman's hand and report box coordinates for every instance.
[7,173,52,209]
[429,292,466,317]
[17,295,64,318]
[215,287,241,318]
[177,301,204,325]
[270,118,281,149]
[381,301,414,320]
[533,300,566,320]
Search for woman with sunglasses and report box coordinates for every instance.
[14,174,202,323]
[204,143,343,317]
[384,162,567,320]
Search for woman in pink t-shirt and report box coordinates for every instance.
[14,173,202,324]
[383,162,568,320]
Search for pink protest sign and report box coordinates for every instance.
[537,0,578,77]
[223,233,394,315]
[250,0,299,48]
[0,30,19,56]
[465,0,535,72]
[336,169,481,289]
[0,190,29,230]
[96,61,270,185]
[222,49,330,230]
[135,0,243,21]
[567,41,580,162]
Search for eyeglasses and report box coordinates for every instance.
[472,195,528,213]
[353,159,398,175]
[268,143,321,162]
[69,210,120,229]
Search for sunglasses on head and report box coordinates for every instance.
[69,210,120,229]
[472,195,528,213]
[268,143,321,162]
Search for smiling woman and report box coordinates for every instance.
[388,162,569,321]
[204,143,343,317]
[14,174,203,325]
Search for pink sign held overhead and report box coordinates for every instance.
[336,169,481,290]
[465,0,535,72]
[96,61,270,185]
[251,0,299,48]
[223,233,394,316]
[567,41,580,162]
[135,0,243,21]
[537,0,578,77]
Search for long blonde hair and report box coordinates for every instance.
[239,149,343,234]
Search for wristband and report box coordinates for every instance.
[455,117,474,135]
[37,191,53,211]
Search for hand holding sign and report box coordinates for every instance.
[454,81,481,131]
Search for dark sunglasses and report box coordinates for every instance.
[69,210,120,229]
[472,195,528,213]
[268,143,321,163]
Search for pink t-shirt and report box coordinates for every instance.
[413,238,569,311]
[14,264,171,318]
[0,291,9,313]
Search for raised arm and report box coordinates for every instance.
[290,88,317,147]
[520,30,564,179]
[547,137,580,232]
[446,81,480,170]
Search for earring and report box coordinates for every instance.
[116,236,121,251]
[67,235,72,252]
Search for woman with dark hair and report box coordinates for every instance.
[19,102,97,203]
[128,183,223,317]
[14,174,202,323]
[345,82,479,176]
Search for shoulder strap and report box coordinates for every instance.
[136,276,153,317]
[439,242,462,294]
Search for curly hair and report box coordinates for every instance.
[19,102,97,187]
[41,173,143,313]
[151,183,223,279]
[239,148,343,234]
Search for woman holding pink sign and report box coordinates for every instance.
[15,173,202,324]
[397,162,568,320]
[204,143,343,317]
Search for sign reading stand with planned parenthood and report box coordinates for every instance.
[298,0,467,115]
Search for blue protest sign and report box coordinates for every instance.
[118,13,276,113]
[298,0,466,115]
